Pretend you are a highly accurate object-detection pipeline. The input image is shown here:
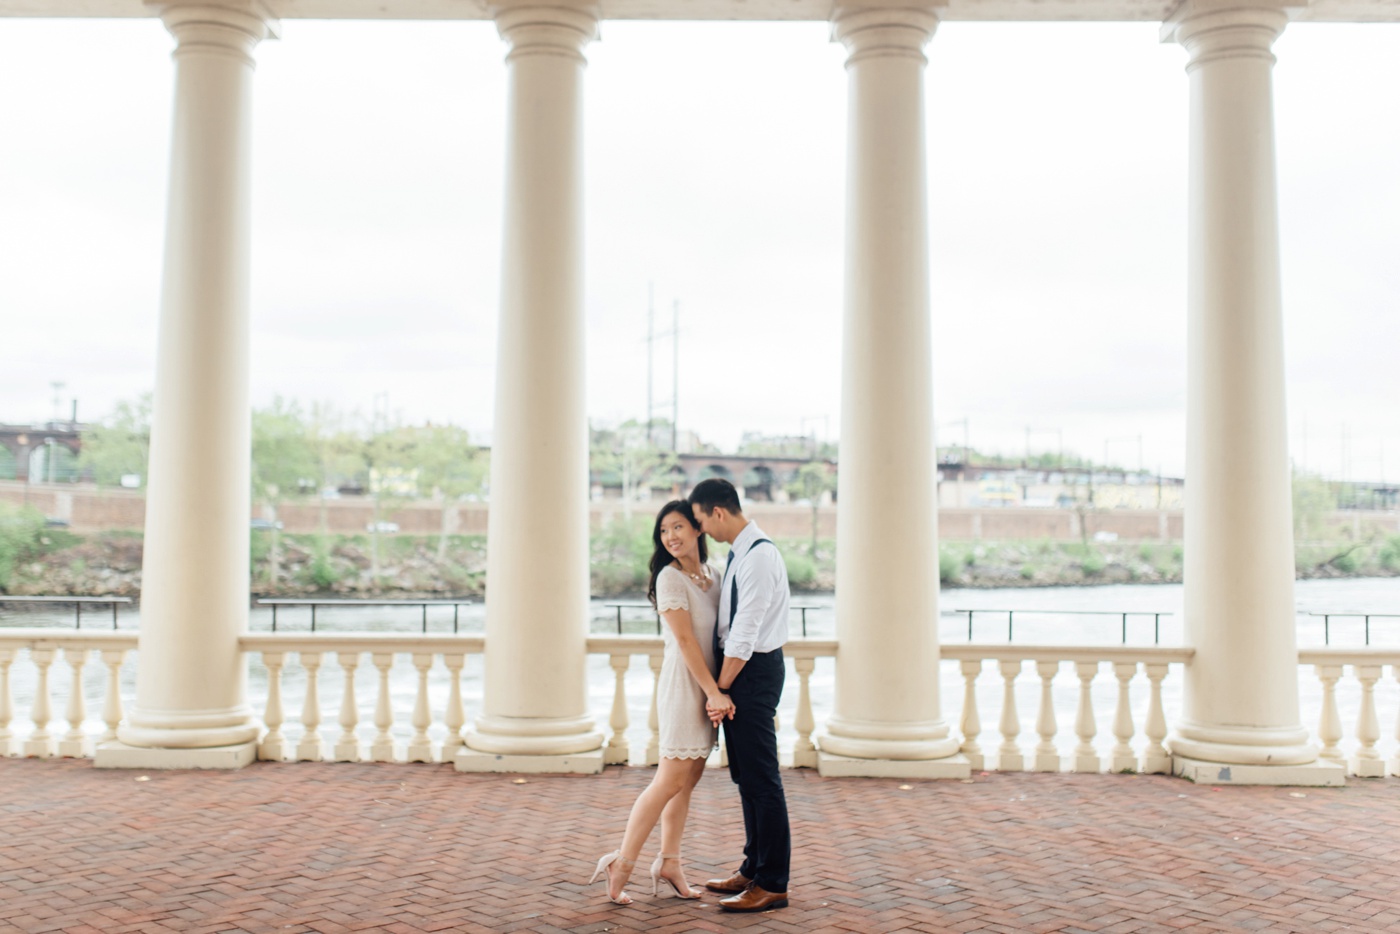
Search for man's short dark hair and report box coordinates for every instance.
[690,478,742,516]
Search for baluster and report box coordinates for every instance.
[370,652,397,762]
[258,652,289,762]
[958,658,983,770]
[1142,663,1170,774]
[1073,661,1100,773]
[645,652,663,766]
[605,653,631,765]
[98,648,126,745]
[407,653,434,763]
[1351,665,1384,777]
[57,647,91,758]
[792,656,817,768]
[441,652,467,761]
[0,648,15,757]
[997,659,1023,771]
[1033,660,1059,772]
[1391,666,1400,778]
[23,648,56,758]
[1111,662,1137,773]
[1316,664,1344,763]
[333,651,362,762]
[297,651,326,762]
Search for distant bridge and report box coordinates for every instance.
[0,423,84,482]
[669,452,831,501]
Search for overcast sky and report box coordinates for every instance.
[1,17,1396,480]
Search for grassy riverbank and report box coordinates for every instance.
[3,503,1399,599]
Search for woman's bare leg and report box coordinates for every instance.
[656,758,708,893]
[608,758,693,900]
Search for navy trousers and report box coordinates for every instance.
[721,647,790,892]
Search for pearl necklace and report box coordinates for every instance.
[676,563,708,585]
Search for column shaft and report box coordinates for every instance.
[117,1,272,753]
[463,3,602,761]
[821,9,960,767]
[1166,1,1313,767]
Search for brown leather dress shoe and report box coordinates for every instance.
[719,884,788,912]
[704,871,751,894]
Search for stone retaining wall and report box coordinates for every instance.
[5,480,1397,542]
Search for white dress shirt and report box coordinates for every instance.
[717,520,790,660]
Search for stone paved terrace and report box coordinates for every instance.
[4,760,1400,934]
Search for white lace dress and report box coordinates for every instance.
[654,564,721,759]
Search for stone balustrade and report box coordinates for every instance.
[940,646,1193,775]
[0,631,137,760]
[3,629,1400,779]
[1301,649,1400,779]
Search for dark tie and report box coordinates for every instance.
[713,548,735,675]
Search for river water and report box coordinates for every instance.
[4,577,1399,763]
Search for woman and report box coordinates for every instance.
[590,500,735,905]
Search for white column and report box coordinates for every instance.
[818,6,965,779]
[1163,1,1336,783]
[458,1,603,772]
[101,0,274,768]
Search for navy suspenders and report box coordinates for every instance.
[728,538,773,627]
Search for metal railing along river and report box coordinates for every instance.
[1308,612,1400,647]
[0,596,132,630]
[255,598,477,634]
[951,608,1173,645]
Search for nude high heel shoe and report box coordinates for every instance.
[650,853,702,899]
[589,850,635,905]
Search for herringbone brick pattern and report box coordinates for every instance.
[2,760,1400,933]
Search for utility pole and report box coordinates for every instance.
[672,300,679,453]
[646,283,654,446]
[643,291,680,452]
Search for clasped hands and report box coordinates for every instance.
[706,691,736,726]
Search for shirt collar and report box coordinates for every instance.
[731,519,760,554]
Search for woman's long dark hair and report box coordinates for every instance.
[646,499,709,609]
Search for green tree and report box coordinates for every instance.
[590,419,678,519]
[307,402,363,536]
[1292,470,1380,573]
[786,460,835,558]
[362,416,418,589]
[413,423,488,560]
[737,433,836,459]
[0,503,46,591]
[78,394,152,487]
[251,397,318,587]
[1292,470,1337,542]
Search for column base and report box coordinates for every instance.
[465,714,603,757]
[1171,755,1345,787]
[454,746,604,775]
[817,751,970,780]
[94,740,257,770]
[119,705,260,750]
[819,716,962,762]
[1170,720,1316,766]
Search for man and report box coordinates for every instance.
[689,478,791,913]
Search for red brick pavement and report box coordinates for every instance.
[3,759,1400,933]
